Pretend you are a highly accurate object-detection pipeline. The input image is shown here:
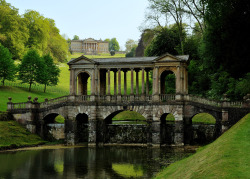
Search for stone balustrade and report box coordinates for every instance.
[7,94,249,111]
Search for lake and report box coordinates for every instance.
[0,146,192,179]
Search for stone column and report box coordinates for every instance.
[146,69,149,95]
[118,68,121,95]
[135,69,139,95]
[176,66,181,94]
[141,68,145,95]
[130,68,134,95]
[72,69,76,95]
[107,69,111,95]
[124,70,127,95]
[97,68,100,95]
[91,69,95,95]
[153,67,159,101]
[113,69,117,95]
[95,68,99,95]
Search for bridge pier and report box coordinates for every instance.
[174,120,184,146]
[151,121,161,147]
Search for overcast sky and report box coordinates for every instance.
[8,0,149,50]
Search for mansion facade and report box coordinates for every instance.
[70,38,109,55]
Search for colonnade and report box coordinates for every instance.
[83,43,98,51]
[105,68,151,96]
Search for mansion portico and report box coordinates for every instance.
[70,38,109,55]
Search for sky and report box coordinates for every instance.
[7,0,149,50]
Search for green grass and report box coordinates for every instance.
[0,86,63,111]
[0,121,45,148]
[192,113,216,124]
[155,113,250,179]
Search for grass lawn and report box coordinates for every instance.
[0,120,45,148]
[155,113,250,179]
[0,86,63,111]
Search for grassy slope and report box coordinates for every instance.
[155,113,250,179]
[0,121,45,148]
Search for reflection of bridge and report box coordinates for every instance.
[7,53,250,146]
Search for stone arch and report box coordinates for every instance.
[154,105,183,121]
[159,69,176,94]
[76,71,91,95]
[101,105,151,122]
[75,113,89,143]
[42,113,65,141]
[160,113,175,145]
[188,113,217,145]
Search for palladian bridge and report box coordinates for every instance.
[7,53,250,146]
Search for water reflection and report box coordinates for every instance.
[0,147,191,179]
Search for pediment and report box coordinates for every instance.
[153,53,189,62]
[84,38,96,42]
[67,55,96,65]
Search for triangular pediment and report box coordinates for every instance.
[84,38,96,42]
[67,55,96,65]
[153,53,189,62]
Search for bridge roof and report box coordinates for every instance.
[67,53,189,65]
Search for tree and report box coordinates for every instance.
[147,0,186,54]
[125,46,137,57]
[109,38,120,52]
[36,54,60,92]
[125,39,138,52]
[201,0,250,78]
[135,29,155,57]
[180,0,206,34]
[144,25,185,56]
[73,35,79,40]
[18,49,44,91]
[0,0,29,59]
[0,44,16,86]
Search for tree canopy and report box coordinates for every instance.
[0,44,16,86]
[18,49,44,91]
[36,54,60,92]
[109,38,120,52]
[0,0,69,62]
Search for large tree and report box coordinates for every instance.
[0,0,29,59]
[73,35,79,40]
[0,44,16,86]
[109,38,120,52]
[147,0,186,54]
[125,39,138,53]
[202,0,250,78]
[36,54,60,92]
[18,49,44,91]
[145,25,185,56]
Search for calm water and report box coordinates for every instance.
[0,146,191,179]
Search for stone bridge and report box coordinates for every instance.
[6,53,250,146]
[7,94,250,146]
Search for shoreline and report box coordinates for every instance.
[0,143,200,153]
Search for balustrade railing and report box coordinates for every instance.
[40,95,69,108]
[75,95,91,102]
[160,94,176,101]
[8,93,246,111]
[11,102,27,109]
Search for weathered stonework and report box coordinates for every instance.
[7,54,250,147]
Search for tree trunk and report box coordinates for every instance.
[29,82,32,91]
[2,79,4,86]
[44,84,47,93]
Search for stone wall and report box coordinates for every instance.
[47,124,65,141]
[105,124,148,144]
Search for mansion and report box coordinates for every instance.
[70,38,109,54]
